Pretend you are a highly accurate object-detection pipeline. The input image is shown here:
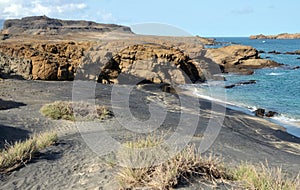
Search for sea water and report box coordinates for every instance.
[192,37,300,137]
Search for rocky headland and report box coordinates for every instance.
[250,33,300,39]
[0,16,281,83]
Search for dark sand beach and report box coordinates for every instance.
[0,79,299,189]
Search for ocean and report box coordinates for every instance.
[192,37,300,137]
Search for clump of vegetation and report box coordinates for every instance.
[116,135,229,189]
[233,163,300,190]
[114,134,300,189]
[0,131,58,173]
[40,101,112,121]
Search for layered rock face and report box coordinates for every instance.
[250,33,300,39]
[0,41,90,80]
[98,44,205,84]
[205,45,280,74]
[1,16,132,37]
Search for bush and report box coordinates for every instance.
[40,101,112,121]
[233,162,300,190]
[0,131,58,173]
[117,135,229,189]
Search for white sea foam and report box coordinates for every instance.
[267,72,284,76]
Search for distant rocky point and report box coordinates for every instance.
[250,33,300,39]
[1,15,132,37]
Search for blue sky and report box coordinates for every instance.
[0,0,299,37]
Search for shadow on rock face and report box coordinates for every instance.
[0,99,26,110]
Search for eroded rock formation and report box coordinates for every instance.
[0,41,91,80]
[98,44,205,84]
[205,45,281,74]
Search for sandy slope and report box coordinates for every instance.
[0,79,299,189]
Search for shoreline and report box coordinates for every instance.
[182,85,300,138]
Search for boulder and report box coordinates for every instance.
[254,108,265,117]
[265,111,278,118]
[160,83,177,93]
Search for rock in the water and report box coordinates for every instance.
[265,111,278,118]
[225,80,256,88]
[285,50,300,55]
[255,108,265,117]
[268,50,281,54]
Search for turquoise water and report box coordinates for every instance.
[195,37,300,137]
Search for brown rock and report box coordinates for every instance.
[0,41,90,80]
[98,44,205,84]
[255,108,265,117]
[205,45,281,74]
[265,111,278,118]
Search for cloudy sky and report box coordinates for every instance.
[0,0,299,37]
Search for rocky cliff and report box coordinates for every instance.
[1,16,133,37]
[250,33,300,39]
[0,41,91,80]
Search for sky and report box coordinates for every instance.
[0,0,299,37]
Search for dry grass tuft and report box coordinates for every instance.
[40,101,112,121]
[233,162,300,190]
[0,131,58,173]
[117,135,229,189]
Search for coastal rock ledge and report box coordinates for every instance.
[205,45,281,74]
[250,33,300,39]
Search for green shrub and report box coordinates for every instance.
[0,131,58,173]
[40,101,112,121]
[233,163,300,190]
[117,135,228,189]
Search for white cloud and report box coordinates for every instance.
[0,0,118,25]
[0,0,88,19]
[56,3,87,13]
